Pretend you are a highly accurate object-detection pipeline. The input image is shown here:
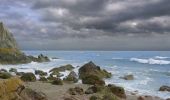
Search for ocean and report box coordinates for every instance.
[0,51,170,99]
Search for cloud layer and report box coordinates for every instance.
[0,0,170,50]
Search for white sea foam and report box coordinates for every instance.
[154,56,169,59]
[130,58,170,65]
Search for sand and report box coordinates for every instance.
[25,81,165,100]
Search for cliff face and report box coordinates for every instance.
[0,22,18,49]
[0,22,50,64]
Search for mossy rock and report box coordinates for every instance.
[35,70,47,76]
[79,61,112,79]
[82,75,105,85]
[108,84,126,98]
[68,87,84,95]
[90,95,102,100]
[0,72,12,79]
[39,77,48,82]
[20,72,36,82]
[47,76,57,81]
[63,71,78,83]
[85,85,104,94]
[52,78,63,85]
[49,64,74,72]
[9,68,17,73]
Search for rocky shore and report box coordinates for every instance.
[0,22,50,64]
[0,61,168,100]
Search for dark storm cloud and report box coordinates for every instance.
[0,0,170,50]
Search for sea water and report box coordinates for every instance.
[0,51,170,99]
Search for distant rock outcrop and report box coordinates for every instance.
[0,22,18,49]
[0,22,50,64]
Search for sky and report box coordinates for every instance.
[0,0,170,50]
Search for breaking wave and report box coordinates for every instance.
[130,58,170,65]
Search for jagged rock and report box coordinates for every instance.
[82,74,105,85]
[90,95,102,100]
[159,85,170,92]
[50,64,74,72]
[108,84,126,98]
[68,87,84,95]
[20,88,48,100]
[0,22,50,64]
[0,72,12,79]
[121,74,134,80]
[0,22,18,49]
[35,70,47,76]
[0,69,7,72]
[9,68,17,73]
[64,71,78,83]
[79,61,112,79]
[39,77,48,82]
[85,85,101,94]
[20,72,36,82]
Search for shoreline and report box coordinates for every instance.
[25,81,164,100]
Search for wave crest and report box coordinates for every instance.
[130,58,170,65]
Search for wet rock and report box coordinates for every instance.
[82,74,105,85]
[68,87,84,95]
[121,74,134,80]
[0,69,7,72]
[79,61,112,79]
[64,71,78,83]
[108,84,126,98]
[0,72,12,79]
[50,64,74,72]
[39,77,48,82]
[20,72,36,82]
[52,78,63,85]
[35,70,47,76]
[9,68,17,73]
[16,72,25,76]
[159,85,170,92]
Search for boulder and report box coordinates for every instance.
[16,72,25,76]
[9,68,17,73]
[0,69,7,72]
[108,84,126,98]
[85,85,102,94]
[20,72,36,82]
[20,88,48,100]
[159,85,170,92]
[35,70,47,76]
[82,75,105,85]
[90,95,102,100]
[79,61,112,79]
[68,87,84,95]
[64,71,78,83]
[0,72,12,79]
[49,64,74,72]
[121,74,134,80]
[52,78,63,85]
[39,77,48,82]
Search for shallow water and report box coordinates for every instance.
[0,51,170,99]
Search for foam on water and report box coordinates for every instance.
[130,58,170,65]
